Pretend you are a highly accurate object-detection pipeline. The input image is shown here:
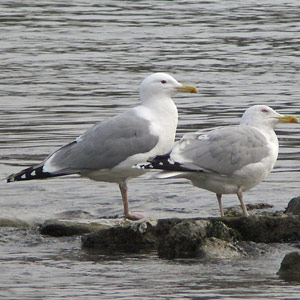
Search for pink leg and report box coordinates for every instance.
[216,193,224,217]
[237,190,249,216]
[119,182,146,220]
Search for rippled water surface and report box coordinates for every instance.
[1,1,300,299]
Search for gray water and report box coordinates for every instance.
[1,0,300,299]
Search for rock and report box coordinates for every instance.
[157,220,241,259]
[155,218,182,238]
[40,220,110,237]
[36,214,300,259]
[206,219,239,241]
[199,237,244,259]
[246,203,274,210]
[278,251,300,282]
[0,218,30,228]
[157,220,209,259]
[222,215,300,243]
[285,197,300,215]
[82,220,157,253]
[224,203,273,217]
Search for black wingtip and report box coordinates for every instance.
[7,174,15,183]
[6,165,55,182]
[144,154,203,173]
[144,154,186,171]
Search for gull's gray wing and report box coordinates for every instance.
[170,126,271,176]
[43,109,159,174]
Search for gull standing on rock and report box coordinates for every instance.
[144,105,298,217]
[7,72,197,220]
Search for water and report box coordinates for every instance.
[1,0,300,299]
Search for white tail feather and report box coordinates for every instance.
[154,171,185,179]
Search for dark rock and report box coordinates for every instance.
[206,219,239,241]
[246,203,274,210]
[158,220,209,259]
[223,215,300,243]
[40,220,109,237]
[278,251,300,282]
[198,237,244,259]
[285,197,300,215]
[155,218,183,238]
[37,213,300,258]
[82,221,157,253]
[224,203,274,217]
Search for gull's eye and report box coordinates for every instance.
[161,80,167,84]
[262,108,269,113]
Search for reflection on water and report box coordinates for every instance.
[1,1,300,299]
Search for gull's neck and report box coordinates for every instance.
[251,124,279,158]
[139,94,178,155]
[141,94,177,112]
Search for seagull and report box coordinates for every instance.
[7,72,197,220]
[144,105,298,217]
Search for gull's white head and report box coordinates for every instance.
[240,105,298,129]
[139,72,197,102]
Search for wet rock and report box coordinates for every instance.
[285,197,300,215]
[206,219,239,241]
[278,251,300,282]
[199,237,244,259]
[82,220,157,253]
[237,241,266,257]
[157,220,241,259]
[155,218,183,238]
[224,203,274,217]
[40,220,109,237]
[38,213,300,259]
[223,215,300,243]
[157,220,209,259]
[246,203,274,210]
[0,218,30,228]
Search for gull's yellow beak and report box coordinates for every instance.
[277,115,299,123]
[176,84,198,94]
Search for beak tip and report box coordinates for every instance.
[279,115,299,124]
[177,85,198,94]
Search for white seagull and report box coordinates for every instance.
[145,105,298,217]
[7,72,197,220]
